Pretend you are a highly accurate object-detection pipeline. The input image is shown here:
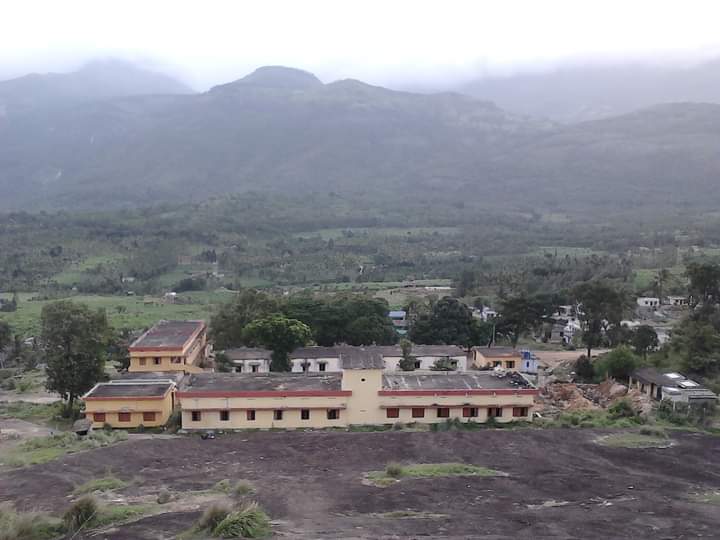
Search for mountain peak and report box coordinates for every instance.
[236,66,323,89]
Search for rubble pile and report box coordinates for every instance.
[539,383,600,414]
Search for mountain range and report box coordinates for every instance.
[0,60,719,215]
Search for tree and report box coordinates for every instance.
[574,355,595,383]
[345,316,396,346]
[686,262,720,308]
[593,346,639,381]
[497,294,549,348]
[0,320,11,368]
[631,325,659,359]
[409,297,474,346]
[398,338,416,371]
[41,301,110,415]
[671,319,720,375]
[652,268,671,300]
[210,290,279,349]
[573,281,627,357]
[242,315,312,371]
[430,357,456,371]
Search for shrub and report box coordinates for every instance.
[73,475,128,495]
[156,489,172,504]
[0,504,63,540]
[608,399,636,420]
[392,422,404,431]
[385,463,403,478]
[166,409,182,433]
[639,426,667,438]
[196,503,231,532]
[63,496,98,533]
[212,502,271,539]
[213,479,232,493]
[233,481,255,498]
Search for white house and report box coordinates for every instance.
[223,347,272,373]
[636,297,660,308]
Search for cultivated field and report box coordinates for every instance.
[1,429,719,539]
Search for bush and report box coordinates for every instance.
[608,399,636,420]
[0,503,63,540]
[639,426,667,438]
[63,496,98,533]
[166,409,182,433]
[392,422,404,431]
[657,399,717,428]
[196,503,231,532]
[385,463,403,478]
[156,489,172,505]
[213,479,232,493]
[233,481,255,498]
[212,502,271,539]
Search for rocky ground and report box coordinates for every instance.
[1,428,719,539]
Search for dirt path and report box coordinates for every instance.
[1,429,718,539]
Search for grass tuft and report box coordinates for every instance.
[196,503,232,532]
[367,462,502,486]
[0,503,64,540]
[63,496,98,533]
[212,502,271,539]
[73,475,128,495]
[597,432,671,448]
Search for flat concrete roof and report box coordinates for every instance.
[290,344,466,360]
[130,320,205,350]
[114,371,185,383]
[181,373,343,393]
[224,347,272,361]
[383,371,532,391]
[472,347,521,357]
[339,347,385,370]
[85,383,173,399]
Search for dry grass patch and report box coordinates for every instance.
[365,462,503,487]
[597,431,671,449]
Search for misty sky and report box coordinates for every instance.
[2,0,720,89]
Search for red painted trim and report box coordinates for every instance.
[177,390,352,398]
[380,403,532,409]
[378,389,538,396]
[182,406,347,412]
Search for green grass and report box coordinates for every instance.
[690,491,720,505]
[0,503,64,540]
[292,227,461,240]
[0,290,237,335]
[597,432,671,448]
[73,475,129,495]
[0,401,73,430]
[93,504,153,528]
[1,430,128,469]
[366,462,502,486]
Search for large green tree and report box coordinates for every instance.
[41,301,111,414]
[671,318,720,375]
[210,289,279,349]
[593,346,639,381]
[573,281,627,357]
[242,315,312,371]
[686,262,720,308]
[497,294,553,348]
[631,325,659,359]
[0,320,11,368]
[409,297,474,346]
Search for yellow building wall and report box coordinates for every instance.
[472,351,521,371]
[179,395,348,430]
[83,394,174,428]
[179,369,535,430]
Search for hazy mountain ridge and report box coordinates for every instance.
[457,59,720,122]
[0,59,192,115]
[1,63,719,214]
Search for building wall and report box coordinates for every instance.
[473,351,521,371]
[383,354,467,371]
[290,356,341,373]
[129,327,207,373]
[232,359,271,373]
[83,394,174,428]
[179,369,536,430]
[179,394,349,429]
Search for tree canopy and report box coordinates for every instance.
[409,297,485,348]
[242,315,312,371]
[41,300,111,414]
[573,281,627,357]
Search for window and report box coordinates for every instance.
[327,409,339,420]
[301,409,310,420]
[437,407,450,418]
[463,407,479,418]
[318,362,327,372]
[274,410,283,421]
[139,358,146,366]
[411,407,425,418]
[93,412,106,423]
[488,407,503,418]
[414,361,421,369]
[386,408,399,419]
[235,366,243,373]
[512,407,529,418]
[118,412,131,422]
[301,362,309,372]
[220,410,230,421]
[450,360,458,369]
[154,357,161,365]
[506,360,515,369]
[143,412,156,422]
[246,410,256,421]
[251,364,259,373]
[493,360,501,367]
[191,411,202,422]
[171,356,182,364]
